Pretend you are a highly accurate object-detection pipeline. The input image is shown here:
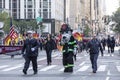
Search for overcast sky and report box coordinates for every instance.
[105,0,119,15]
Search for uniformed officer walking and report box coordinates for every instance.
[21,31,39,75]
[86,34,103,73]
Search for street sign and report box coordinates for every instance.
[36,17,42,23]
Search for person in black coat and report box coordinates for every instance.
[111,36,115,53]
[86,35,103,73]
[107,35,112,53]
[21,31,39,75]
[101,38,106,51]
[44,34,56,65]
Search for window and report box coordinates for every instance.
[12,9,17,12]
[49,12,51,19]
[43,2,48,8]
[13,13,17,19]
[43,0,48,1]
[28,12,32,19]
[28,9,32,11]
[49,2,51,8]
[27,9,32,19]
[43,9,47,11]
[24,9,26,19]
[12,3,17,8]
[0,3,2,8]
[28,5,32,8]
[43,12,48,19]
[40,2,41,8]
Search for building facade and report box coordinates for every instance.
[0,0,64,34]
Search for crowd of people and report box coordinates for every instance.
[16,30,119,75]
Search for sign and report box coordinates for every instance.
[36,17,42,23]
[0,46,23,54]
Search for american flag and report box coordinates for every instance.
[9,25,18,39]
[9,17,18,40]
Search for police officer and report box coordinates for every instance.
[21,31,39,75]
[86,34,103,73]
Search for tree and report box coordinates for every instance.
[112,7,120,34]
[13,20,39,34]
[0,12,11,34]
[83,24,91,37]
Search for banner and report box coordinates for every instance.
[0,46,23,54]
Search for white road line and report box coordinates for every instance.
[106,77,110,80]
[77,66,89,71]
[79,62,85,66]
[2,64,23,71]
[0,65,9,69]
[37,57,46,61]
[39,65,57,71]
[28,65,42,70]
[59,68,64,71]
[54,57,62,59]
[107,70,111,75]
[116,66,120,72]
[37,53,58,61]
[98,65,106,71]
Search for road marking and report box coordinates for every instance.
[77,66,89,71]
[107,70,111,75]
[39,65,57,71]
[98,65,106,71]
[0,65,9,69]
[59,68,64,71]
[106,77,110,80]
[37,53,59,61]
[2,64,23,71]
[79,62,85,66]
[28,65,42,70]
[116,66,120,72]
[54,57,62,59]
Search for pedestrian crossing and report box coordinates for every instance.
[0,63,120,73]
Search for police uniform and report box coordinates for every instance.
[87,38,103,73]
[21,31,39,75]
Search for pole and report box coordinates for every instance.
[90,0,93,36]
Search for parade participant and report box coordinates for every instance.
[44,34,56,65]
[86,34,103,73]
[21,31,39,75]
[107,35,112,53]
[59,24,77,72]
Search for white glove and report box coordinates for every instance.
[74,48,77,55]
[31,48,35,51]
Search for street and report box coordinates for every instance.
[0,47,120,80]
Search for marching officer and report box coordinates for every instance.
[86,34,103,73]
[21,31,39,75]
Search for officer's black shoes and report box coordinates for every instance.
[64,68,73,73]
[93,71,96,73]
[23,70,27,75]
[34,72,37,75]
[47,62,52,66]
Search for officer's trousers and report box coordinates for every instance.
[90,53,99,72]
[63,52,74,72]
[23,56,38,72]
[46,50,52,65]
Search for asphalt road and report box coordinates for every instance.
[0,47,120,80]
